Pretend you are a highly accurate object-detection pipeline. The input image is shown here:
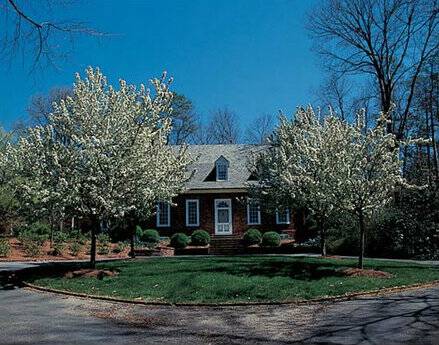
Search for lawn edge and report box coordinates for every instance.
[23,279,439,307]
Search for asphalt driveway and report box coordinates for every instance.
[0,285,438,345]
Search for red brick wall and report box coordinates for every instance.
[143,191,298,238]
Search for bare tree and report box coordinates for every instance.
[205,107,241,144]
[244,113,275,144]
[315,74,352,120]
[1,0,105,72]
[308,0,438,138]
[191,121,215,145]
[27,87,72,126]
[167,93,199,145]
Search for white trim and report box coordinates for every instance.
[276,208,290,224]
[185,199,200,227]
[182,188,246,194]
[156,202,171,227]
[246,198,261,225]
[214,198,233,235]
[215,156,229,181]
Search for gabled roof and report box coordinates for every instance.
[182,144,267,191]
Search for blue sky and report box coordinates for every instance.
[0,0,321,130]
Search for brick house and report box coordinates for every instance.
[145,145,300,249]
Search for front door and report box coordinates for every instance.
[214,199,232,235]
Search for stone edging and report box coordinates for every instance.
[23,280,439,307]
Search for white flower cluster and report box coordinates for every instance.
[2,67,192,222]
[256,106,406,220]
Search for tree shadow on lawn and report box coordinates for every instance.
[24,257,439,285]
[104,257,350,281]
[133,256,439,280]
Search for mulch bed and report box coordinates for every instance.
[341,267,393,278]
[64,268,119,280]
[0,237,130,262]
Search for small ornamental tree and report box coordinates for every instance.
[3,67,191,267]
[252,107,352,255]
[341,113,410,268]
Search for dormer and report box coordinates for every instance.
[215,156,229,181]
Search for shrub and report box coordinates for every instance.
[18,222,49,246]
[51,232,69,256]
[69,241,82,256]
[0,238,11,257]
[170,233,190,249]
[135,225,143,239]
[191,230,210,246]
[76,232,88,245]
[242,228,262,246]
[294,236,321,253]
[22,240,42,257]
[113,241,128,253]
[262,231,281,247]
[140,229,160,247]
[97,233,110,255]
[28,222,51,237]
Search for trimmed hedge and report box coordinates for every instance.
[191,230,211,246]
[262,231,281,247]
[242,228,262,246]
[140,229,160,245]
[170,233,190,249]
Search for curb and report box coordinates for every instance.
[23,280,439,307]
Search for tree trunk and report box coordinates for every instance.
[130,232,135,258]
[358,211,366,269]
[318,217,327,257]
[90,218,98,269]
[49,215,54,246]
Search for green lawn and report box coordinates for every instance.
[30,256,439,303]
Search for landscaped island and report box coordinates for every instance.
[28,256,439,304]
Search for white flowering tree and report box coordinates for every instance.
[253,107,409,268]
[252,107,353,256]
[3,68,191,267]
[341,114,406,268]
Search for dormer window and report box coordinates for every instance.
[215,156,229,181]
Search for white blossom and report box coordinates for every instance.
[2,67,192,266]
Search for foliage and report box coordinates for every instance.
[190,229,210,246]
[254,107,410,267]
[167,93,199,144]
[252,107,355,255]
[113,241,128,253]
[0,237,11,257]
[170,233,190,249]
[51,232,69,256]
[69,241,82,256]
[367,188,439,260]
[22,239,43,257]
[261,231,281,247]
[30,257,439,304]
[139,229,160,246]
[21,222,50,239]
[294,236,321,253]
[17,222,49,246]
[2,68,192,267]
[242,228,262,246]
[97,233,110,255]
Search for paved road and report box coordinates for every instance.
[0,285,438,345]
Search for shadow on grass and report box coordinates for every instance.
[22,256,439,286]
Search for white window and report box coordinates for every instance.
[247,199,261,225]
[185,199,200,227]
[216,156,229,181]
[276,208,290,224]
[156,202,170,227]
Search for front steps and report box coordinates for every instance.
[210,235,243,255]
